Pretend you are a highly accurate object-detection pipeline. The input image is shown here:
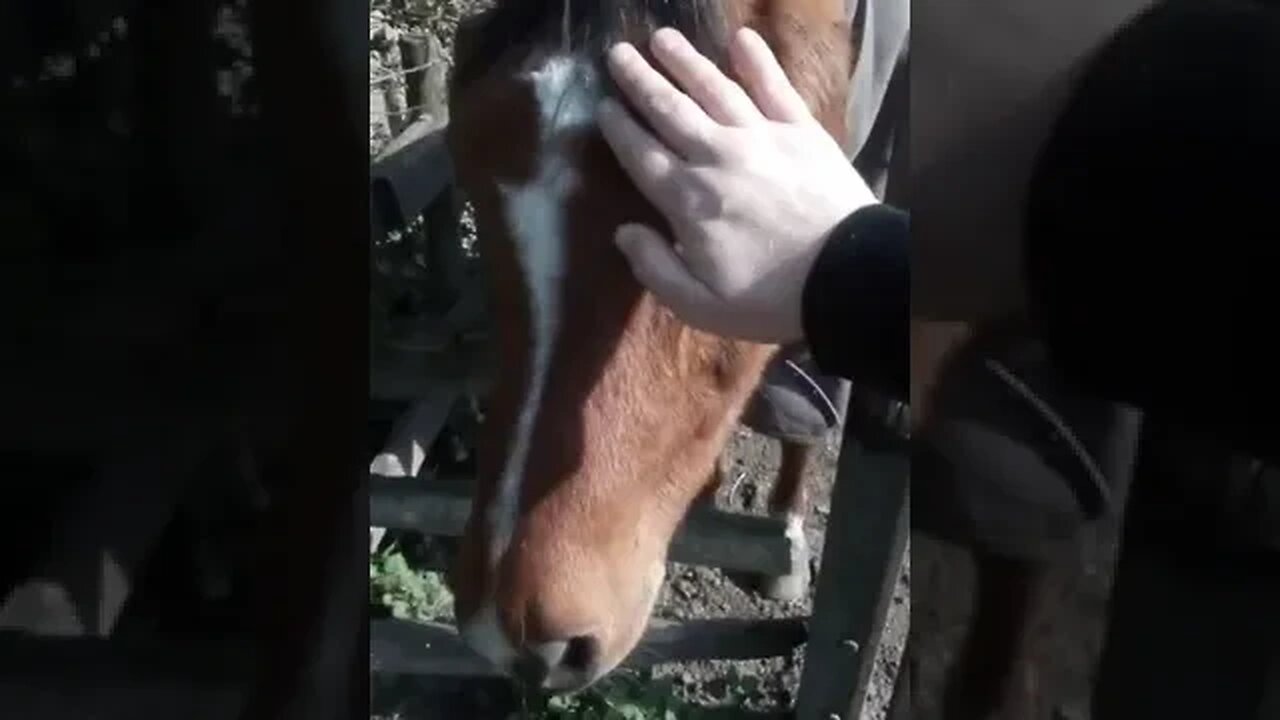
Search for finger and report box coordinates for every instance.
[615,223,722,320]
[597,97,686,214]
[728,27,813,124]
[605,42,722,160]
[649,28,762,127]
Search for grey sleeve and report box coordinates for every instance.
[844,0,910,199]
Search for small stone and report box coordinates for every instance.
[45,54,76,79]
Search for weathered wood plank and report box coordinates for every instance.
[669,500,793,574]
[793,394,910,720]
[370,476,795,576]
[0,430,205,637]
[369,335,491,402]
[370,117,452,232]
[370,616,807,677]
[0,629,252,719]
[370,388,459,478]
[0,679,247,720]
[397,32,447,122]
[885,635,911,720]
[636,616,807,664]
[0,628,253,677]
[369,384,462,552]
[377,278,489,358]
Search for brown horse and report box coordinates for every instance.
[444,0,855,692]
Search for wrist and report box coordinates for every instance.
[801,203,908,380]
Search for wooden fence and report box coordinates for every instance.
[367,84,911,717]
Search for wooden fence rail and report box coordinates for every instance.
[371,475,795,577]
[371,616,807,678]
[367,394,909,720]
[795,414,910,720]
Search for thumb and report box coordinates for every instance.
[615,223,718,317]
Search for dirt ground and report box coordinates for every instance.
[369,425,911,719]
[371,421,1119,720]
[650,427,910,720]
[657,428,1122,720]
[910,512,1123,719]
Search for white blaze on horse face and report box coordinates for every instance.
[460,54,602,666]
[489,53,600,570]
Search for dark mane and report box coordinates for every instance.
[450,0,732,96]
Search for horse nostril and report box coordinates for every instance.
[514,632,599,681]
[513,635,600,687]
[511,648,553,686]
[561,634,599,672]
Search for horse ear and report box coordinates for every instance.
[450,3,550,98]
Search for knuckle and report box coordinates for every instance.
[689,64,721,92]
[676,185,709,219]
[702,129,738,159]
[684,171,726,217]
[640,149,671,180]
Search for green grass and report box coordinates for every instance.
[523,669,759,720]
[368,546,761,719]
[369,546,454,622]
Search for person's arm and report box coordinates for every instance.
[1024,0,1280,459]
[802,204,909,400]
[1028,220,1277,459]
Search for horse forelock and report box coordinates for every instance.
[451,0,734,100]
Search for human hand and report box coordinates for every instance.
[597,27,877,344]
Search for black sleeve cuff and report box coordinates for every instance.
[801,203,909,400]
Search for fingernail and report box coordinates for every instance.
[653,27,680,52]
[607,42,633,67]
